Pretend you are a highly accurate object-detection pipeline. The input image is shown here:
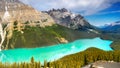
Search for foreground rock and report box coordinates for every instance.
[82,61,120,68]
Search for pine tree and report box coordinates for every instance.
[31,57,35,63]
[44,60,47,68]
[37,61,41,68]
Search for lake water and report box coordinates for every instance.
[0,37,113,64]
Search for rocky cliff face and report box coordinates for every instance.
[45,8,93,30]
[0,0,55,50]
[0,0,55,27]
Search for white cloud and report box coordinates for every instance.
[94,10,120,15]
[20,0,120,16]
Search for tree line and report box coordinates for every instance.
[0,47,120,68]
[52,47,120,68]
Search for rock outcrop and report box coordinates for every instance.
[82,61,120,68]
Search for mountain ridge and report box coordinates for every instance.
[101,21,120,33]
[45,8,95,30]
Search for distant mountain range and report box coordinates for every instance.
[101,21,120,33]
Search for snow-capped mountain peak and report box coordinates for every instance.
[111,21,120,26]
[101,21,120,33]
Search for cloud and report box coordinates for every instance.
[20,0,120,16]
[94,10,120,15]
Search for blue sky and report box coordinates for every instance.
[85,2,120,26]
[20,0,120,26]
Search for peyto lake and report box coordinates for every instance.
[0,37,113,64]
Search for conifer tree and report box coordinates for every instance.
[44,60,47,68]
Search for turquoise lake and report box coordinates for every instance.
[0,37,113,64]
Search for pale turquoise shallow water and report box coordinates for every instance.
[0,37,112,64]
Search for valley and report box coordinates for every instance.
[0,37,112,64]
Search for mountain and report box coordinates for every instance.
[0,0,55,26]
[0,0,99,50]
[101,21,120,33]
[0,0,56,50]
[45,8,99,31]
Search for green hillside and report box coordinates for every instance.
[100,33,120,50]
[111,40,120,50]
[51,48,120,68]
[3,24,98,49]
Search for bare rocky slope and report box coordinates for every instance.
[45,8,98,30]
[0,0,55,26]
